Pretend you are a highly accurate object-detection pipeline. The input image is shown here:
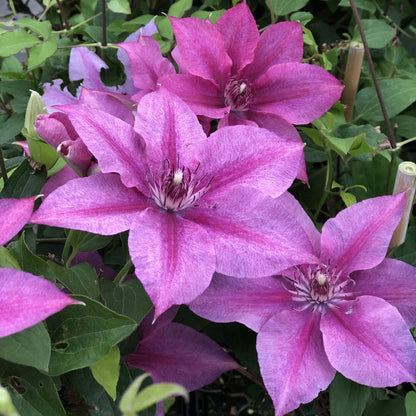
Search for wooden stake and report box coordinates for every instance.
[341,42,364,122]
[389,161,416,250]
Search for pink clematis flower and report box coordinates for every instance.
[159,3,343,180]
[190,193,416,416]
[0,197,80,338]
[31,90,319,318]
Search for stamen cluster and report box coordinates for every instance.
[146,157,213,212]
[224,78,253,111]
[286,265,356,313]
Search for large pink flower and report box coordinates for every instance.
[160,3,343,140]
[190,193,416,415]
[31,90,319,318]
[0,197,80,338]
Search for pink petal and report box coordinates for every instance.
[321,295,416,386]
[42,79,78,108]
[41,166,80,197]
[0,197,37,246]
[0,268,80,338]
[196,125,303,198]
[353,258,416,328]
[257,310,335,416]
[169,16,232,85]
[118,36,175,96]
[69,47,116,92]
[241,21,303,80]
[64,107,147,191]
[129,208,216,319]
[77,88,135,125]
[184,187,319,277]
[320,193,406,275]
[35,112,79,149]
[215,3,259,74]
[31,173,148,235]
[252,63,344,124]
[159,74,228,118]
[189,274,293,332]
[134,90,207,167]
[125,322,238,391]
[244,111,308,182]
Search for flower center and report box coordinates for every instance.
[285,265,356,313]
[146,157,212,212]
[224,78,253,111]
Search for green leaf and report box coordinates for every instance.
[133,383,188,413]
[155,16,173,41]
[340,191,357,207]
[46,295,136,376]
[65,229,113,253]
[329,373,371,416]
[0,160,47,199]
[15,19,52,39]
[90,345,120,400]
[9,232,49,277]
[108,0,131,14]
[365,399,406,416]
[390,227,416,266]
[269,0,309,16]
[405,391,416,416]
[0,31,40,57]
[339,0,376,12]
[0,324,51,371]
[46,262,100,300]
[355,79,416,122]
[291,11,314,26]
[168,0,192,18]
[0,385,20,416]
[0,247,20,270]
[191,9,226,23]
[27,37,57,69]
[0,360,66,416]
[100,278,153,324]
[353,19,394,48]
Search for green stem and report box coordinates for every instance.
[8,0,16,16]
[57,43,118,50]
[313,137,333,223]
[53,12,103,34]
[113,258,133,285]
[62,229,73,264]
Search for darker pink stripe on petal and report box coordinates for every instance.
[129,208,216,319]
[0,269,79,338]
[31,173,148,235]
[215,2,259,74]
[0,196,37,246]
[322,295,416,386]
[258,310,335,416]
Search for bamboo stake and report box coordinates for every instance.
[389,161,416,250]
[341,42,364,122]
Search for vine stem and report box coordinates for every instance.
[313,136,333,223]
[236,367,265,389]
[55,0,71,30]
[113,258,133,285]
[349,0,396,148]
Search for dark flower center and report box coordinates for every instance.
[224,78,253,111]
[285,265,356,314]
[146,157,212,212]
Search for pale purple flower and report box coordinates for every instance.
[190,193,416,416]
[0,197,80,337]
[31,90,318,318]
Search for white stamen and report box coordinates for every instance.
[173,169,184,185]
[316,271,327,286]
[239,82,247,95]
